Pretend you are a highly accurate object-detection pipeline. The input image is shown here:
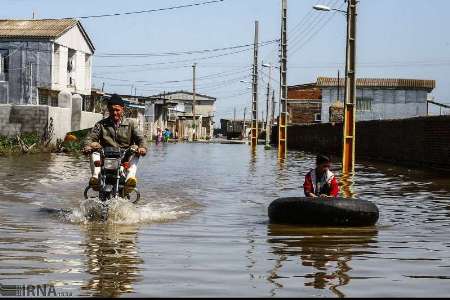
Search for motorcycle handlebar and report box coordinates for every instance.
[83,145,143,157]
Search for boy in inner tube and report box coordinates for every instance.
[303,155,339,198]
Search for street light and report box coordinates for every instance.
[313,4,347,14]
[240,80,253,89]
[314,0,357,175]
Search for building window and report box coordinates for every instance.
[39,94,49,106]
[357,97,373,111]
[314,113,321,122]
[0,49,9,81]
[67,49,76,86]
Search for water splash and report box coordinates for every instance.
[61,197,195,225]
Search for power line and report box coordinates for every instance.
[93,66,250,85]
[67,0,226,19]
[262,0,325,64]
[93,45,272,69]
[96,39,279,57]
[289,1,343,57]
[288,0,341,55]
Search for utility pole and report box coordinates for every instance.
[342,0,357,174]
[261,110,264,129]
[337,69,340,102]
[243,106,247,139]
[233,106,236,122]
[264,63,273,149]
[271,89,275,125]
[192,63,197,141]
[278,0,288,158]
[251,20,259,149]
[163,91,167,129]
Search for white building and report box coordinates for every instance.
[318,77,436,122]
[146,91,216,140]
[0,19,95,105]
[0,19,100,140]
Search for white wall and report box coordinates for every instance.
[48,106,72,140]
[321,87,429,122]
[55,25,93,55]
[80,111,102,130]
[51,24,93,96]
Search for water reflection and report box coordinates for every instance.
[267,224,378,297]
[80,224,143,297]
[340,174,355,198]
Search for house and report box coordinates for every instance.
[287,77,436,124]
[146,91,216,140]
[0,19,101,140]
[0,19,95,105]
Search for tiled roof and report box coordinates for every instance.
[317,77,435,91]
[0,19,79,38]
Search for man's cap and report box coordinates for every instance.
[108,94,125,107]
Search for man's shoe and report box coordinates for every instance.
[89,177,99,191]
[124,177,137,193]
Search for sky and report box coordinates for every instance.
[2,0,450,120]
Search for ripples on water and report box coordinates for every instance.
[0,145,449,297]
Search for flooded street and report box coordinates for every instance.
[0,143,449,297]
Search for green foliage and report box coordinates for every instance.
[20,132,41,146]
[0,135,17,152]
[0,133,43,155]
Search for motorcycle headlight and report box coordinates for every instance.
[104,158,120,170]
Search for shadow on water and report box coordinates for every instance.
[266,224,378,298]
[79,223,143,297]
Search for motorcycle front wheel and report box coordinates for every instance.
[121,188,140,204]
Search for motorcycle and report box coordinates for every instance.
[84,146,141,220]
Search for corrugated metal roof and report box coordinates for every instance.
[0,19,79,39]
[317,77,435,91]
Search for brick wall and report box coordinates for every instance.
[271,116,450,170]
[288,101,321,124]
[288,86,321,99]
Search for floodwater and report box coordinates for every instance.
[0,143,449,297]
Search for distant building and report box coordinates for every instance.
[146,91,216,140]
[103,93,147,133]
[287,83,322,124]
[287,77,436,124]
[219,118,265,140]
[0,19,95,106]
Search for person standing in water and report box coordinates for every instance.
[303,155,339,198]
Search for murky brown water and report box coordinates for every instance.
[0,143,449,297]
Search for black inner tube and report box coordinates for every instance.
[268,197,379,227]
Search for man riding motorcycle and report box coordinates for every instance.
[82,94,147,192]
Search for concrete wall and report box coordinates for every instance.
[0,92,102,142]
[273,116,450,171]
[48,106,72,140]
[321,87,428,122]
[0,105,74,141]
[80,111,102,131]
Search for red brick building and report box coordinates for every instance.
[287,83,322,124]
